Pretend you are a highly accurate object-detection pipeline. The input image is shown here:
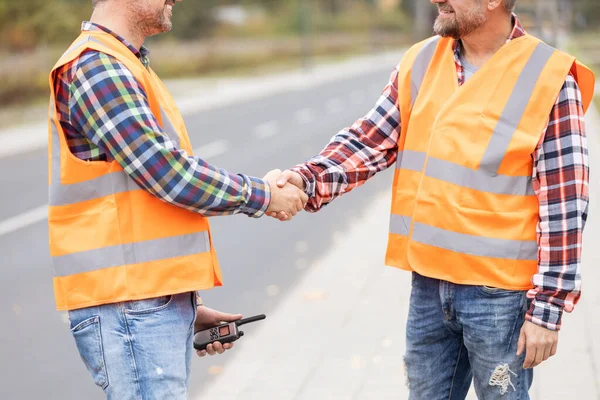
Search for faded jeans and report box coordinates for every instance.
[405,273,533,399]
[68,292,197,399]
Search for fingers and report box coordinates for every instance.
[516,326,526,356]
[206,342,224,356]
[541,343,553,364]
[532,344,545,368]
[523,341,536,369]
[196,342,235,357]
[213,312,243,322]
[550,341,558,357]
[300,191,308,206]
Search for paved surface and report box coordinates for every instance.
[192,107,600,400]
[1,48,598,399]
[0,51,400,399]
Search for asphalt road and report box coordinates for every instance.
[0,63,397,399]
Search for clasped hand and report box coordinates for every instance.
[263,169,307,221]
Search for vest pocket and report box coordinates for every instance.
[70,316,109,390]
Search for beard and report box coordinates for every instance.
[433,2,487,39]
[130,0,173,38]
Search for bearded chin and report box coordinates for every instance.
[433,12,486,39]
[433,17,461,39]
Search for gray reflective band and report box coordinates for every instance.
[160,107,180,148]
[50,111,141,206]
[58,37,90,60]
[53,231,210,277]
[425,157,535,196]
[50,171,140,206]
[479,42,555,174]
[411,36,441,107]
[395,150,426,171]
[389,215,412,236]
[49,42,179,206]
[411,222,537,260]
[394,151,534,196]
[50,105,61,188]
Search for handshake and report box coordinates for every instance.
[262,169,307,221]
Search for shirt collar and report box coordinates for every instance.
[81,21,151,61]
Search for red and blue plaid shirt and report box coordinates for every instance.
[53,22,270,218]
[293,17,589,331]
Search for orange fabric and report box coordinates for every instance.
[53,252,216,311]
[49,32,221,311]
[386,35,595,289]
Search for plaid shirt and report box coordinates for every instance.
[293,17,589,331]
[53,22,270,218]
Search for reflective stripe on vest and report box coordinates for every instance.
[389,41,556,261]
[53,232,210,277]
[410,36,441,107]
[389,217,537,261]
[49,106,179,206]
[49,34,211,281]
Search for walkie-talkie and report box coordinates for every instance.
[193,314,266,351]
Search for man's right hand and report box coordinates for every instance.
[264,169,307,220]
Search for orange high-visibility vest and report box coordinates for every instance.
[48,31,222,311]
[386,34,595,289]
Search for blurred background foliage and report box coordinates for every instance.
[0,0,598,108]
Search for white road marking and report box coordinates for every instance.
[266,284,281,297]
[351,90,364,104]
[326,98,344,114]
[254,121,279,139]
[295,241,309,253]
[0,205,48,237]
[294,108,315,125]
[0,122,47,159]
[0,140,229,238]
[193,139,229,161]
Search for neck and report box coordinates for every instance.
[460,14,514,67]
[90,5,145,50]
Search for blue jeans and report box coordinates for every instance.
[405,273,533,400]
[68,292,197,399]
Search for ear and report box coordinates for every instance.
[486,0,504,11]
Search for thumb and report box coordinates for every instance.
[263,169,282,181]
[276,170,291,188]
[277,170,298,188]
[516,325,526,356]
[214,311,243,323]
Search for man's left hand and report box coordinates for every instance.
[194,306,242,357]
[516,320,559,369]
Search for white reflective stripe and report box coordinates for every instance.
[49,171,141,206]
[49,104,140,206]
[394,151,534,196]
[410,36,441,107]
[58,37,91,61]
[425,157,535,196]
[49,39,176,206]
[50,104,61,187]
[160,106,180,148]
[52,231,210,277]
[389,214,412,236]
[479,42,555,174]
[395,150,426,171]
[411,222,537,260]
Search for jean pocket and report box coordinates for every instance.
[124,295,173,315]
[70,316,109,390]
[477,285,524,296]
